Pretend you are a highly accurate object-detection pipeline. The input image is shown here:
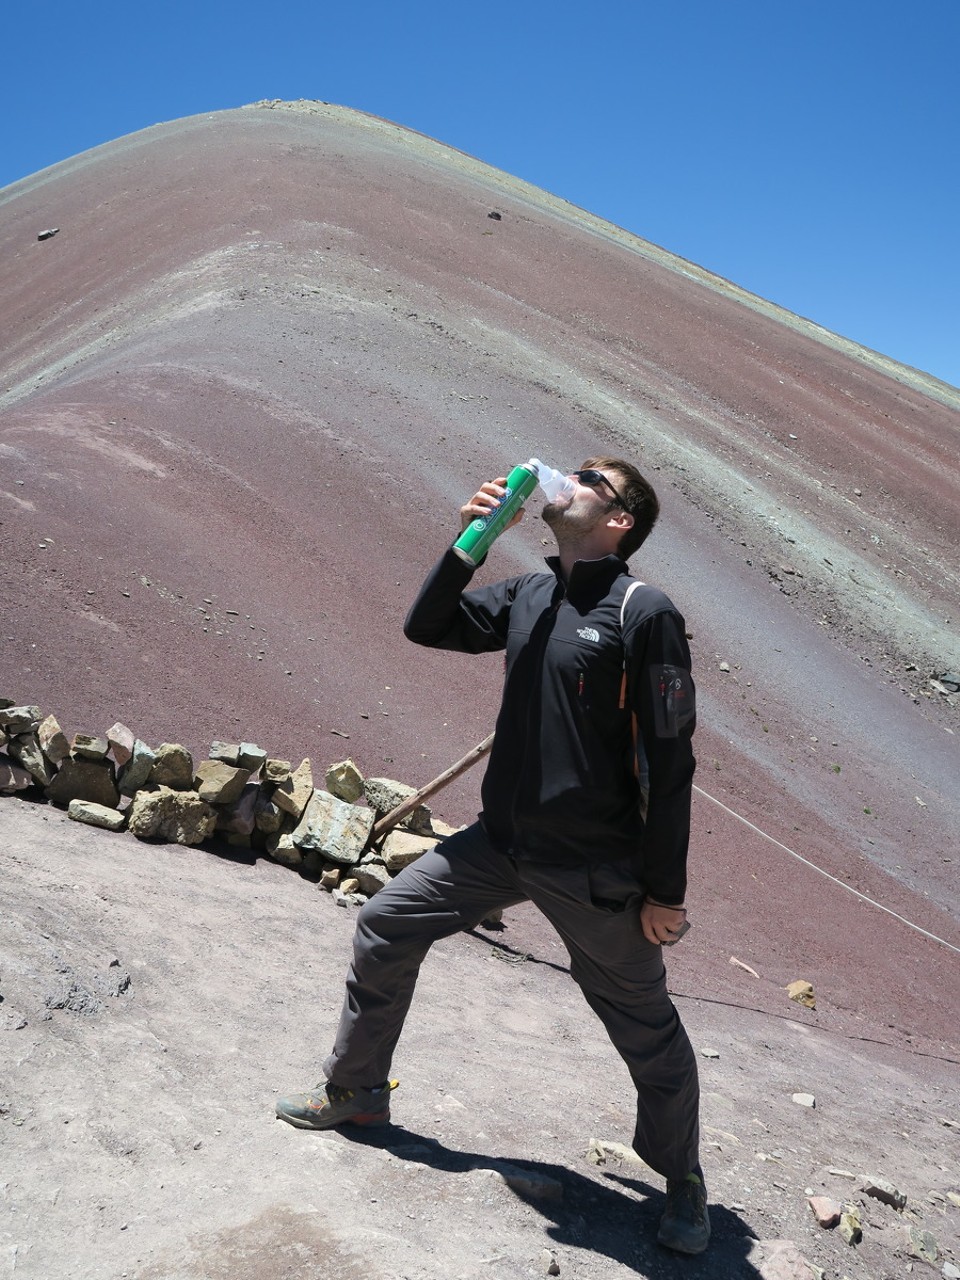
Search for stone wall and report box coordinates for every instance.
[0,700,457,906]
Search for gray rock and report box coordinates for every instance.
[0,705,41,733]
[253,791,283,834]
[71,733,109,761]
[118,739,156,796]
[293,790,375,865]
[68,800,126,832]
[209,741,241,765]
[127,785,217,845]
[540,1248,560,1276]
[0,753,34,793]
[238,742,267,772]
[363,777,432,834]
[39,714,70,765]
[863,1176,906,1210]
[905,1226,938,1263]
[273,758,313,818]
[46,757,120,809]
[752,1240,816,1280]
[941,1261,960,1280]
[7,734,55,786]
[354,860,391,896]
[792,1092,816,1108]
[326,758,365,803]
[332,887,367,907]
[193,760,251,805]
[149,743,194,790]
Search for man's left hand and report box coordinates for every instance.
[640,899,687,946]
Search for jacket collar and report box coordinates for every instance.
[545,554,630,602]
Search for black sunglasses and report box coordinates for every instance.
[572,469,629,509]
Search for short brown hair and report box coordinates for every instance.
[580,456,660,559]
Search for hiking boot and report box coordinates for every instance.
[657,1171,710,1254]
[275,1079,397,1130]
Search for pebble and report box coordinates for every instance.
[540,1248,560,1276]
[792,1092,816,1108]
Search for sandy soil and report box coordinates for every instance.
[1,103,958,1278]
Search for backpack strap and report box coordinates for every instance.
[618,579,645,709]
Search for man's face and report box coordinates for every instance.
[542,466,625,538]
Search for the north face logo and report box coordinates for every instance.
[577,627,600,642]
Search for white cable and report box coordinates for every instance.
[692,784,960,956]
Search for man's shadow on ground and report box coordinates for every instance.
[332,1125,762,1279]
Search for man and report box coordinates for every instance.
[276,458,709,1254]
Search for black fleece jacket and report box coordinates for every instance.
[403,548,696,905]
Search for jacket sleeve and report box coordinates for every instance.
[403,547,527,655]
[624,606,697,905]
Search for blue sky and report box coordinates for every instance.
[4,1,958,388]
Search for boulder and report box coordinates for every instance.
[46,757,120,809]
[215,782,260,836]
[273,758,313,819]
[0,705,42,734]
[209,741,241,765]
[68,800,126,832]
[7,734,56,786]
[292,790,375,865]
[105,722,135,766]
[381,829,438,871]
[118,739,156,796]
[266,829,302,866]
[127,785,217,845]
[149,743,194,789]
[238,742,267,772]
[71,733,109,761]
[0,753,35,794]
[326,758,365,803]
[264,758,292,784]
[39,714,71,765]
[253,791,284,834]
[363,776,432,834]
[193,760,251,805]
[354,860,391,896]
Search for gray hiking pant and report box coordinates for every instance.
[322,822,700,1181]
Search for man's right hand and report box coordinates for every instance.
[460,478,526,533]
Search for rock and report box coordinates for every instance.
[319,867,341,890]
[540,1248,560,1276]
[332,887,366,907]
[948,1191,960,1208]
[215,782,260,836]
[826,1167,857,1179]
[354,860,391,896]
[431,819,463,838]
[786,980,816,1009]
[326,758,365,803]
[266,831,302,866]
[105,722,135,766]
[237,742,267,772]
[808,1196,842,1228]
[7,734,56,786]
[587,1139,642,1165]
[381,828,438,871]
[71,733,109,761]
[585,1139,606,1165]
[264,758,292,785]
[209,741,241,765]
[37,227,59,240]
[863,1176,906,1210]
[292,790,374,865]
[118,739,156,796]
[701,1048,721,1059]
[905,1226,937,1263]
[67,800,126,832]
[193,760,251,805]
[838,1206,862,1246]
[363,777,432,834]
[941,1261,960,1279]
[0,753,34,793]
[127,786,217,845]
[46,757,120,809]
[0,705,42,733]
[253,791,283,834]
[273,758,313,818]
[149,743,194,790]
[792,1092,816,1108]
[38,714,70,764]
[340,877,361,894]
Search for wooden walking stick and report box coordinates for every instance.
[371,731,495,840]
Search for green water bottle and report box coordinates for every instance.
[452,460,540,566]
